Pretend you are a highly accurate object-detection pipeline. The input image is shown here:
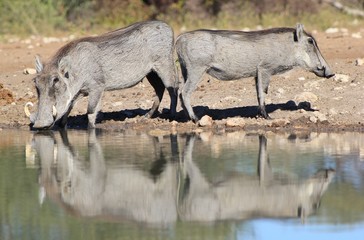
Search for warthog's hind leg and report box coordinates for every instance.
[145,71,165,118]
[255,66,271,119]
[180,67,206,122]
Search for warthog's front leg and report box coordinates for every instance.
[255,66,271,119]
[87,90,103,128]
[59,103,74,129]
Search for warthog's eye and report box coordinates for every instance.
[308,37,314,45]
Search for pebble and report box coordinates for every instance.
[351,33,362,39]
[325,27,339,34]
[111,101,123,107]
[198,115,213,127]
[334,74,350,83]
[356,58,364,66]
[298,77,306,81]
[309,116,318,123]
[294,92,318,103]
[23,68,37,75]
[226,117,245,127]
[42,37,61,44]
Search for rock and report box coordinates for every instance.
[309,116,317,123]
[313,111,328,122]
[294,92,318,103]
[356,58,364,66]
[226,117,245,127]
[198,115,213,127]
[325,27,339,34]
[23,68,37,75]
[111,101,123,107]
[334,74,350,83]
[351,33,362,39]
[298,77,306,81]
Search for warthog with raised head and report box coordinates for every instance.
[176,24,334,122]
[26,20,178,129]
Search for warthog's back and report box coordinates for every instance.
[176,27,297,64]
[47,21,173,71]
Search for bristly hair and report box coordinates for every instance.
[194,27,316,43]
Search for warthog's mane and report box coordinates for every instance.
[194,27,314,42]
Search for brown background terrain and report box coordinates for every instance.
[0,27,363,133]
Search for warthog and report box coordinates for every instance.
[176,24,334,122]
[26,20,178,129]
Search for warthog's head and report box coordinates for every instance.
[26,55,75,129]
[294,23,334,79]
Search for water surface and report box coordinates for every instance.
[0,129,363,240]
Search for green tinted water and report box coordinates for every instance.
[0,129,363,240]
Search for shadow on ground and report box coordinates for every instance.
[48,100,314,129]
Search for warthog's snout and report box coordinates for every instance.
[25,102,57,129]
[32,119,54,129]
[323,66,335,78]
[314,65,334,79]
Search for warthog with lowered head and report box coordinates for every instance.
[26,20,178,129]
[176,23,334,122]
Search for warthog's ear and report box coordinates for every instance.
[295,23,305,42]
[35,55,43,73]
[58,56,70,79]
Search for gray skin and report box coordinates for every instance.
[176,23,335,122]
[31,20,178,129]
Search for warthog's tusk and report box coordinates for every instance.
[52,106,57,118]
[24,102,34,118]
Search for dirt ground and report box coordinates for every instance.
[0,28,364,134]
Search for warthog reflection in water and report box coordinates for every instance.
[31,131,334,226]
[179,135,334,222]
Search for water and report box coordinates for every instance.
[0,129,364,240]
